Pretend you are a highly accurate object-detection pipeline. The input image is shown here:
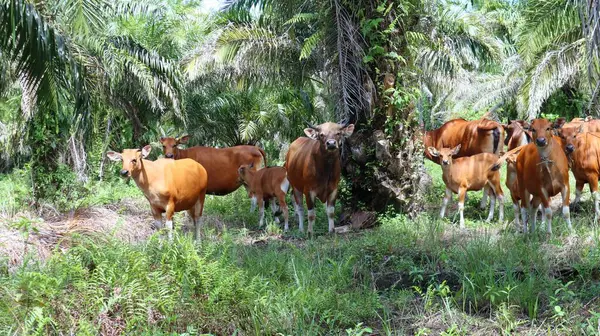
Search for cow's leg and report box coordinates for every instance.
[151,206,163,230]
[440,188,452,218]
[561,185,572,232]
[520,189,532,233]
[246,185,257,213]
[277,191,290,232]
[270,198,281,224]
[485,184,496,222]
[257,195,266,228]
[193,192,206,241]
[458,186,467,229]
[590,177,600,222]
[479,188,488,209]
[292,188,304,232]
[326,191,338,233]
[573,180,585,205]
[165,201,175,241]
[305,190,316,235]
[530,197,542,233]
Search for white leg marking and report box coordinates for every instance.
[512,203,520,227]
[280,178,290,193]
[480,190,488,209]
[195,217,203,241]
[545,207,553,234]
[307,209,316,234]
[458,202,465,229]
[520,207,528,233]
[259,201,265,227]
[530,206,538,233]
[166,220,173,240]
[440,188,451,218]
[154,219,163,230]
[294,202,304,232]
[486,195,496,222]
[562,205,572,232]
[497,195,504,223]
[594,191,600,222]
[326,204,335,233]
[250,196,257,212]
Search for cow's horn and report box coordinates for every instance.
[305,119,319,130]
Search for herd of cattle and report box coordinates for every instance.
[105,115,600,240]
[425,116,600,234]
[106,122,354,240]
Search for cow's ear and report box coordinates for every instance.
[524,132,532,143]
[178,135,190,144]
[342,124,355,136]
[451,144,461,156]
[141,145,152,158]
[159,136,166,143]
[578,124,585,134]
[427,147,439,157]
[106,151,122,162]
[304,128,318,139]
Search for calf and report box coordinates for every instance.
[427,144,504,228]
[516,119,571,234]
[238,164,290,230]
[504,120,531,150]
[107,145,208,240]
[560,127,600,221]
[285,122,354,234]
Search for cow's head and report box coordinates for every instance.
[159,135,190,159]
[304,122,355,151]
[237,163,254,183]
[528,119,555,148]
[557,124,584,154]
[427,144,461,167]
[106,145,152,178]
[504,120,531,145]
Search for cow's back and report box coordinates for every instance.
[448,153,499,191]
[183,146,263,195]
[255,166,287,198]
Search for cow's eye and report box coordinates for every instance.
[319,133,325,138]
[336,132,341,136]
[532,129,537,133]
[546,127,551,131]
[131,159,137,164]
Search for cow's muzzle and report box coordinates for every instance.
[442,160,450,166]
[120,169,130,178]
[566,144,575,153]
[535,137,547,147]
[326,140,338,150]
[165,153,174,159]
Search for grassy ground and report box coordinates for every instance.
[1,163,600,335]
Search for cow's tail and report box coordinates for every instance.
[257,147,267,168]
[477,121,502,154]
[490,145,526,171]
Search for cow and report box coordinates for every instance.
[159,135,266,209]
[238,164,290,230]
[285,121,355,234]
[424,118,505,209]
[424,118,505,162]
[107,145,208,240]
[427,145,504,228]
[504,120,531,150]
[559,127,600,221]
[516,119,572,234]
[553,116,600,133]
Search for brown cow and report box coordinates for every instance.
[285,122,355,234]
[559,127,600,221]
[160,135,266,209]
[107,145,208,240]
[516,119,572,234]
[238,164,290,230]
[428,145,504,228]
[553,116,600,132]
[504,120,531,150]
[424,118,505,162]
[424,118,505,209]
